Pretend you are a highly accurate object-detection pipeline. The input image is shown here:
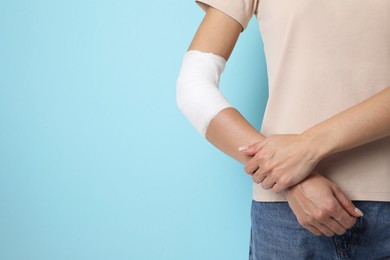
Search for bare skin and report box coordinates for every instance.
[242,87,390,192]
[187,6,361,237]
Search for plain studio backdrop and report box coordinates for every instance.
[0,0,268,259]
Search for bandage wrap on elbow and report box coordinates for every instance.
[176,50,233,137]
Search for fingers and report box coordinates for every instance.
[271,181,288,193]
[324,220,347,236]
[306,225,322,236]
[242,146,267,175]
[244,157,260,175]
[252,171,267,184]
[304,193,356,234]
[286,174,360,237]
[240,139,274,180]
[238,145,253,154]
[259,175,276,190]
[332,184,364,218]
[251,164,269,182]
[300,210,348,236]
[309,196,356,233]
[326,185,361,230]
[239,139,267,156]
[298,204,347,237]
[313,209,348,235]
[245,153,273,178]
[297,212,337,237]
[293,191,350,236]
[252,170,290,193]
[251,168,276,191]
[314,223,336,237]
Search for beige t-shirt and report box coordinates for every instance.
[196,0,390,201]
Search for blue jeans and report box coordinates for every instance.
[249,200,390,260]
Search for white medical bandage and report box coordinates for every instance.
[176,50,233,137]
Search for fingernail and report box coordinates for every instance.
[238,146,249,151]
[355,207,364,217]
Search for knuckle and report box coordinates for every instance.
[313,211,328,222]
[276,181,286,192]
[261,182,271,190]
[336,228,347,235]
[332,183,341,191]
[256,153,266,161]
[312,231,322,237]
[325,231,335,237]
[345,218,357,229]
[305,215,315,224]
[263,166,271,173]
[345,200,355,210]
[306,226,321,236]
[297,217,308,227]
[323,201,338,213]
[263,162,274,172]
[271,185,281,193]
[277,176,290,189]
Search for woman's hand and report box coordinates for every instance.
[240,134,323,192]
[284,173,363,237]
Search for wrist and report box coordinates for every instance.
[301,127,336,161]
[283,183,299,198]
[283,172,319,199]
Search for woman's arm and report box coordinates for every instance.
[179,6,361,236]
[305,86,390,157]
[242,87,390,192]
[185,6,265,162]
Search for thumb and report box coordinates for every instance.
[238,140,267,155]
[332,186,363,218]
[238,145,255,155]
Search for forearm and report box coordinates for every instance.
[304,86,390,159]
[205,107,266,164]
[177,6,263,159]
[239,87,390,191]
[207,107,363,235]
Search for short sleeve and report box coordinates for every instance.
[195,0,258,31]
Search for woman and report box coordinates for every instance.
[176,0,390,259]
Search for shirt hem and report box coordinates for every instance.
[253,191,390,202]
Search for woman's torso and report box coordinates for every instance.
[253,0,390,201]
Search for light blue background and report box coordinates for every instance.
[0,1,268,259]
